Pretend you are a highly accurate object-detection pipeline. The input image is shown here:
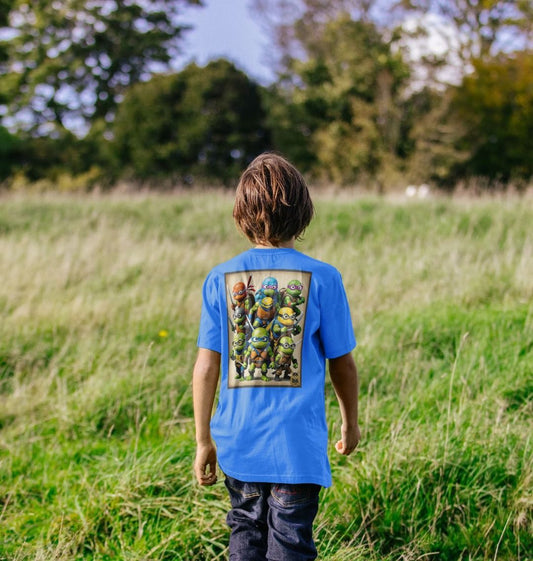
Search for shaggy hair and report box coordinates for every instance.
[233,153,315,246]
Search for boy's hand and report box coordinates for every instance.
[194,441,218,485]
[335,423,361,456]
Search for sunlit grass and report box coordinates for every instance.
[0,191,531,560]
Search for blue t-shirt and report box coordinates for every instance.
[197,247,356,487]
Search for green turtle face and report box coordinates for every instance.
[261,277,278,297]
[278,336,295,355]
[286,280,303,297]
[250,327,269,349]
[233,332,246,351]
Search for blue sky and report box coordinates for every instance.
[175,0,274,84]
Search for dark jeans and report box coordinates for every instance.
[225,476,321,561]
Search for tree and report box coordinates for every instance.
[0,0,202,135]
[112,59,271,184]
[251,0,393,72]
[399,87,469,187]
[393,0,533,63]
[451,51,533,184]
[250,1,413,186]
[264,15,409,185]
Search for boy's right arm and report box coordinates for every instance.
[329,352,361,455]
[192,348,221,485]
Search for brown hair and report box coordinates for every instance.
[233,152,315,246]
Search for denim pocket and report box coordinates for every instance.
[225,477,262,501]
[270,483,320,507]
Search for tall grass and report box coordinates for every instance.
[0,192,531,560]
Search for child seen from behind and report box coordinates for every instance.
[193,152,360,560]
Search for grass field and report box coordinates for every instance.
[0,191,531,560]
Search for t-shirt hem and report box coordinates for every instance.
[196,341,222,354]
[219,462,332,488]
[325,342,356,360]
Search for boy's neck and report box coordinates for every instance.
[254,239,295,250]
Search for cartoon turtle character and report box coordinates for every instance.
[231,305,247,335]
[270,306,301,345]
[251,296,277,329]
[231,276,255,315]
[272,335,298,381]
[244,327,274,381]
[254,277,280,309]
[281,279,305,316]
[231,332,247,379]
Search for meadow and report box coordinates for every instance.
[0,191,531,560]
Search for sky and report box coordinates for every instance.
[175,0,275,84]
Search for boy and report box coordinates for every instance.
[193,152,360,560]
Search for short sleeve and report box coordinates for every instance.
[318,269,356,359]
[197,270,223,353]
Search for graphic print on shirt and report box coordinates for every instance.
[225,270,312,388]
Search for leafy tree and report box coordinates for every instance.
[451,51,533,184]
[250,2,412,186]
[0,0,202,135]
[402,51,533,188]
[266,15,409,185]
[400,87,469,188]
[112,59,271,184]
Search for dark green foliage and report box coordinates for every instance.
[0,125,21,179]
[113,59,271,184]
[452,51,533,185]
[8,132,104,184]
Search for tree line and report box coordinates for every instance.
[1,0,532,191]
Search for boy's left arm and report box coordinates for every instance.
[329,352,361,455]
[192,348,221,485]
